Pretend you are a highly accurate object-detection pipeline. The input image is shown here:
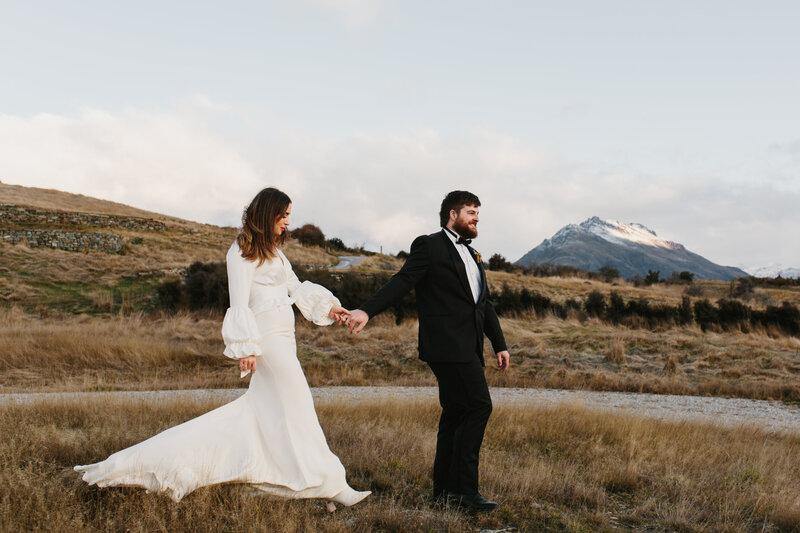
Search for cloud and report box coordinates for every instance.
[0,106,262,224]
[1,102,798,268]
[300,0,384,29]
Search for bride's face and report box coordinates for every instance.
[274,204,292,236]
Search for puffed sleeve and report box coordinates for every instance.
[221,242,263,359]
[282,252,339,326]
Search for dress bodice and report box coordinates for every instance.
[221,241,339,359]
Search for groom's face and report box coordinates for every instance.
[452,204,479,239]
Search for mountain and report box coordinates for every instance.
[515,217,748,281]
[743,264,800,279]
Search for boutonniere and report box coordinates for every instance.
[475,250,482,263]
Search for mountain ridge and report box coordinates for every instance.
[516,217,748,281]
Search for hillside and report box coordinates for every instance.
[0,184,335,313]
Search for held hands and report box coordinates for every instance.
[346,309,369,334]
[328,304,351,324]
[496,350,510,371]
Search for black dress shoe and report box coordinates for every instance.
[446,492,499,511]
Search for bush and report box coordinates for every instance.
[585,291,606,317]
[488,254,513,272]
[678,296,693,325]
[183,262,229,311]
[326,237,346,251]
[644,270,660,286]
[607,291,626,324]
[156,280,183,311]
[598,266,619,282]
[292,224,325,247]
[717,299,751,329]
[693,299,718,332]
[730,277,755,300]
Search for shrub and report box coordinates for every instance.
[730,277,755,300]
[677,296,693,325]
[156,280,183,311]
[607,291,626,324]
[585,290,606,317]
[644,270,660,286]
[326,237,346,251]
[717,299,751,329]
[488,253,513,272]
[598,266,619,282]
[292,224,325,247]
[183,262,229,311]
[684,284,704,297]
[693,299,718,332]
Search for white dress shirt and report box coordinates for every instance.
[443,227,482,303]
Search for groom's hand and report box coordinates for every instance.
[347,309,369,334]
[496,350,510,371]
[328,304,351,325]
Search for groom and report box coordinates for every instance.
[347,190,510,511]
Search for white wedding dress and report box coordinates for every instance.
[75,242,370,505]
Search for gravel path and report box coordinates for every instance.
[330,255,366,270]
[3,386,798,436]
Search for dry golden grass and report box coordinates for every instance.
[2,308,800,403]
[0,182,336,313]
[485,271,800,311]
[0,182,172,219]
[0,234,333,313]
[1,396,798,532]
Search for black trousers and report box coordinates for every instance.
[427,358,493,497]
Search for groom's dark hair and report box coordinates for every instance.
[439,190,481,227]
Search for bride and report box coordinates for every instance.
[75,187,371,507]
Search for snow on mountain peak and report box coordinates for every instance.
[579,217,678,249]
[742,264,800,279]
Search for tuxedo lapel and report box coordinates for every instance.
[474,250,488,302]
[441,230,473,300]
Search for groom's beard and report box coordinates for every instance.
[453,218,478,239]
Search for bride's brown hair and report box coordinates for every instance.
[236,187,291,265]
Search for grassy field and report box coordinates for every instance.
[1,396,798,532]
[2,307,799,402]
[2,184,800,400]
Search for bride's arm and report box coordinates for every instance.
[221,243,263,368]
[283,251,345,326]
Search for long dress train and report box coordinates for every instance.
[75,243,369,505]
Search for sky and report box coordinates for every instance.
[1,0,798,269]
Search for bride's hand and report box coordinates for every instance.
[328,304,351,325]
[239,355,257,375]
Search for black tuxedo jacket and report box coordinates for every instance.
[360,229,507,366]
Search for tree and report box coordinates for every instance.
[292,224,325,247]
[488,253,513,271]
[598,266,619,282]
[644,270,660,286]
[326,237,345,251]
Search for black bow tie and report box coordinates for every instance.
[456,237,472,246]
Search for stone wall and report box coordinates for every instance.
[0,204,166,231]
[1,229,123,253]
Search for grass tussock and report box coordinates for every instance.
[1,396,799,532]
[605,337,626,364]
